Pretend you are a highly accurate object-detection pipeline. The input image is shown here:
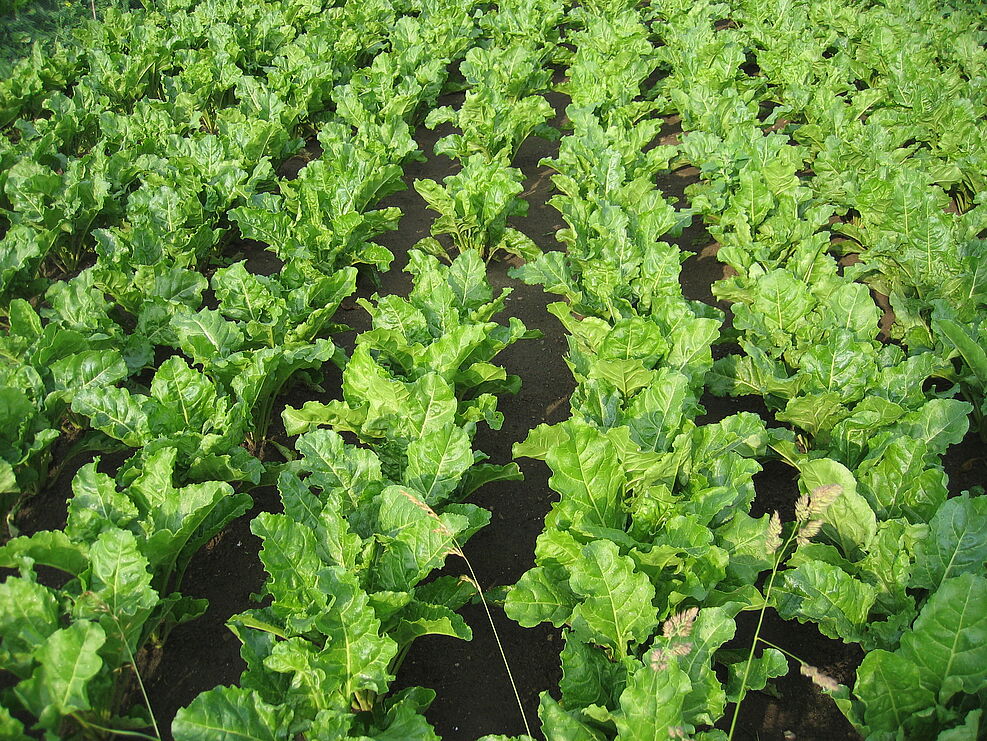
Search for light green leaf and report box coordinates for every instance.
[172,686,291,740]
[569,540,657,653]
[798,458,876,557]
[538,693,607,741]
[0,577,59,677]
[66,462,139,541]
[403,423,473,506]
[71,387,150,448]
[912,494,987,591]
[854,650,935,735]
[724,648,788,703]
[505,565,577,628]
[774,560,877,644]
[559,635,628,710]
[48,350,128,402]
[517,420,626,531]
[613,662,691,740]
[314,566,397,697]
[14,621,105,728]
[149,356,222,435]
[900,574,987,702]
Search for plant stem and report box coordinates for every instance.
[395,488,531,738]
[727,531,795,741]
[456,548,532,740]
[108,611,161,740]
[755,636,805,666]
[72,715,160,740]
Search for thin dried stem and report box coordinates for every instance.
[397,489,531,737]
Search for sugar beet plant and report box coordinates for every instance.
[0,0,406,529]
[1,0,985,737]
[413,0,562,262]
[173,250,534,739]
[648,0,987,737]
[0,449,250,739]
[502,5,795,738]
[0,0,504,736]
[502,0,987,738]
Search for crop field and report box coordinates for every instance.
[0,0,985,739]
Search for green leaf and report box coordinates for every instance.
[0,703,29,740]
[172,309,245,366]
[912,494,987,591]
[731,269,814,349]
[403,423,473,506]
[251,513,326,620]
[71,387,150,448]
[389,601,472,647]
[48,350,128,402]
[457,462,523,498]
[724,648,788,703]
[569,540,657,654]
[361,686,439,740]
[87,528,158,619]
[854,650,935,735]
[899,574,987,702]
[516,420,626,531]
[372,486,483,591]
[212,262,275,324]
[798,458,876,557]
[505,565,578,628]
[0,577,59,678]
[405,374,458,438]
[716,513,773,585]
[857,437,948,523]
[624,370,694,453]
[776,392,849,437]
[314,566,397,697]
[936,318,987,386]
[895,398,972,458]
[66,462,139,541]
[446,249,493,310]
[774,560,877,644]
[538,693,607,741]
[76,529,159,658]
[294,429,383,513]
[0,530,88,575]
[14,621,105,729]
[612,662,691,740]
[558,635,628,710]
[675,605,739,725]
[172,686,291,740]
[148,356,222,435]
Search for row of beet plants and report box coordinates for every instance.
[653,0,986,737]
[411,0,563,263]
[0,0,392,531]
[0,0,480,737]
[170,1,556,738]
[499,2,797,738]
[174,249,537,738]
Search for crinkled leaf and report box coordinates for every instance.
[569,540,657,654]
[612,662,691,740]
[911,494,987,591]
[14,621,105,729]
[774,560,877,644]
[505,565,578,628]
[172,686,291,740]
